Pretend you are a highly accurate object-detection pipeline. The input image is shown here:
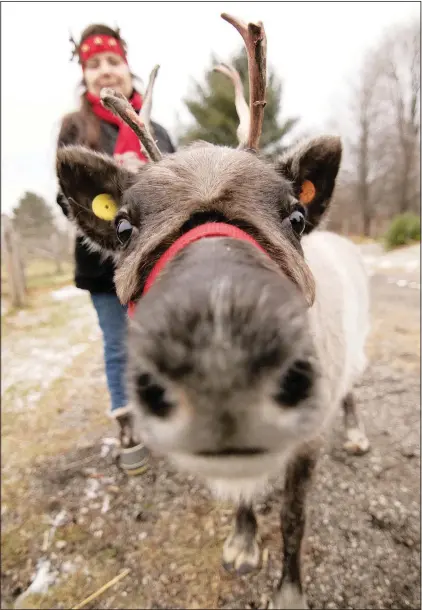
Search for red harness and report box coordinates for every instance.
[127,222,268,318]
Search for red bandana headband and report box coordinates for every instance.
[127,222,269,318]
[79,35,127,67]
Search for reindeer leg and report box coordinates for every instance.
[342,391,370,455]
[268,445,318,610]
[222,503,260,574]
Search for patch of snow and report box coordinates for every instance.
[386,277,420,291]
[85,478,101,500]
[52,509,70,529]
[100,437,119,458]
[362,255,377,265]
[42,509,70,552]
[2,341,89,404]
[404,260,419,272]
[2,298,101,412]
[51,285,84,301]
[14,558,57,607]
[360,243,420,274]
[61,560,79,574]
[101,494,111,514]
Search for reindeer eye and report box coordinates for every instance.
[289,209,306,236]
[116,218,133,245]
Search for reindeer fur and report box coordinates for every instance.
[56,13,371,609]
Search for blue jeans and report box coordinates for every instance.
[90,293,128,414]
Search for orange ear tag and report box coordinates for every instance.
[92,194,118,221]
[299,180,316,205]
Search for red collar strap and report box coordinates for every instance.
[127,222,269,319]
[79,35,127,67]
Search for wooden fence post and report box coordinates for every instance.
[1,214,27,308]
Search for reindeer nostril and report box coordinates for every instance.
[136,373,173,418]
[137,373,151,386]
[274,360,314,407]
[220,411,236,439]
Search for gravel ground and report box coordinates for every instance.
[1,247,420,610]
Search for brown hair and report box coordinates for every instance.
[59,24,137,150]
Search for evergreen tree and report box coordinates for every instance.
[12,192,56,240]
[179,48,298,155]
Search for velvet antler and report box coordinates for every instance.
[214,63,250,146]
[100,64,162,163]
[220,13,267,151]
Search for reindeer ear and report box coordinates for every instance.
[276,136,342,234]
[56,146,137,251]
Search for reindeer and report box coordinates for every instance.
[56,13,370,609]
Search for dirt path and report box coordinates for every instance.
[1,246,420,610]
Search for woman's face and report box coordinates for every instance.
[84,52,132,98]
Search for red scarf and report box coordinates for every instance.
[86,90,148,163]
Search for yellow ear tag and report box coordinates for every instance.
[92,194,118,221]
[299,180,316,205]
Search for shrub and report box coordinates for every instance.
[384,213,421,250]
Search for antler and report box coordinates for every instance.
[220,13,267,151]
[69,31,79,62]
[139,64,160,134]
[100,67,162,163]
[214,63,249,146]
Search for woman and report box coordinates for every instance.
[56,24,175,475]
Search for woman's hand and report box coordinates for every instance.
[114,152,146,173]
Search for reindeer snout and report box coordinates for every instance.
[127,236,317,462]
[129,347,319,463]
[129,368,268,455]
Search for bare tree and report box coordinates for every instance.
[12,191,72,273]
[2,214,27,308]
[343,52,384,236]
[377,20,420,214]
[330,18,420,238]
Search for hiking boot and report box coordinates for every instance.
[112,407,150,476]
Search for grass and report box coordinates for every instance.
[2,290,85,335]
[2,240,420,610]
[1,321,114,610]
[15,565,130,610]
[1,306,228,609]
[345,235,378,245]
[2,342,110,471]
[2,258,74,308]
[1,517,47,573]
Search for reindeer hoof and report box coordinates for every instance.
[269,584,308,609]
[222,531,261,574]
[344,427,370,455]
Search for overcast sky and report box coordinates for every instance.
[1,1,419,216]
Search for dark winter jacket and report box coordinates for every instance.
[56,118,175,293]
